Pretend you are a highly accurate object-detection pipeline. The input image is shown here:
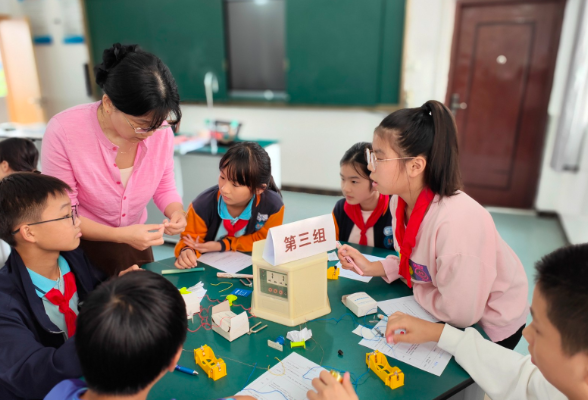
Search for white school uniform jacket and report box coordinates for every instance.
[439,325,565,400]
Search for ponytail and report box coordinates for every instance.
[219,142,282,197]
[375,100,461,197]
[0,138,39,173]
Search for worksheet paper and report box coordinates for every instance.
[237,353,325,400]
[377,295,440,322]
[355,321,452,376]
[335,254,385,283]
[197,252,252,274]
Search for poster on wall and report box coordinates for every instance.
[18,0,53,44]
[60,0,84,44]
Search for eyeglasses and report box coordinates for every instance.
[365,148,415,171]
[11,205,79,235]
[122,114,175,134]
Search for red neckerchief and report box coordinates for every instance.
[223,219,249,237]
[394,188,435,288]
[344,194,389,246]
[44,271,78,337]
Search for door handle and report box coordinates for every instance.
[450,93,467,116]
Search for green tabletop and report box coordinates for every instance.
[143,243,478,400]
[183,138,279,156]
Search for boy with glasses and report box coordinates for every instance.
[0,172,138,400]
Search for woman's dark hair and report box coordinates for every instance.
[535,244,588,356]
[76,271,187,395]
[375,100,462,197]
[0,138,39,173]
[340,142,372,181]
[94,43,181,130]
[219,142,281,196]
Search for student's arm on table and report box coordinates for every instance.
[174,204,207,269]
[385,313,566,400]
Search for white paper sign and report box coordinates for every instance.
[263,214,335,266]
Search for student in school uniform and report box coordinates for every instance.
[0,173,138,400]
[337,101,529,349]
[174,142,284,269]
[44,271,256,400]
[311,244,588,400]
[333,142,393,249]
[0,138,40,266]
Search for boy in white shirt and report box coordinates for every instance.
[308,244,588,400]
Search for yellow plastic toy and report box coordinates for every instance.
[327,266,340,280]
[366,350,404,390]
[290,340,306,349]
[194,345,227,381]
[226,294,238,306]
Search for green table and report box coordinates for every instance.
[143,244,478,400]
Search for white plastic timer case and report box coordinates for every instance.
[251,240,331,326]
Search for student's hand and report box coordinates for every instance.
[232,396,257,400]
[337,244,385,277]
[385,312,445,344]
[118,264,143,276]
[190,241,222,254]
[175,248,198,269]
[307,370,359,400]
[163,210,187,236]
[121,224,165,250]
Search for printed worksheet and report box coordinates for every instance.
[237,353,325,400]
[377,295,440,322]
[355,321,451,376]
[197,251,252,274]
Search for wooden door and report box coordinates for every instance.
[0,18,45,123]
[446,0,565,208]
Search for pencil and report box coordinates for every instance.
[162,267,205,275]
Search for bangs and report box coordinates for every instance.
[142,104,181,131]
[220,152,254,188]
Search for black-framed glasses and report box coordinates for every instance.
[122,114,176,134]
[11,205,79,235]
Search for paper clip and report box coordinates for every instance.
[240,278,253,287]
[248,321,268,335]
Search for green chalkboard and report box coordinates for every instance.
[83,0,405,106]
[83,0,227,102]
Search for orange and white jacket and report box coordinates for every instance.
[174,185,284,258]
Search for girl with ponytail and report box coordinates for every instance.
[337,100,529,349]
[0,138,39,179]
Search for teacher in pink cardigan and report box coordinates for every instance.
[42,44,187,276]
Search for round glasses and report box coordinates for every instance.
[365,148,415,171]
[11,205,79,235]
[122,114,176,134]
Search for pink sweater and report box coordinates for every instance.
[381,191,529,342]
[41,102,182,228]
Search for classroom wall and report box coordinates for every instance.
[179,104,385,192]
[534,0,588,243]
[2,0,92,120]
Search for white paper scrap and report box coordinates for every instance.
[197,251,251,274]
[378,295,440,322]
[327,251,339,261]
[358,321,451,376]
[352,325,376,340]
[335,254,384,282]
[286,327,312,342]
[237,353,325,400]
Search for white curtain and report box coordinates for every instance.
[551,0,588,171]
